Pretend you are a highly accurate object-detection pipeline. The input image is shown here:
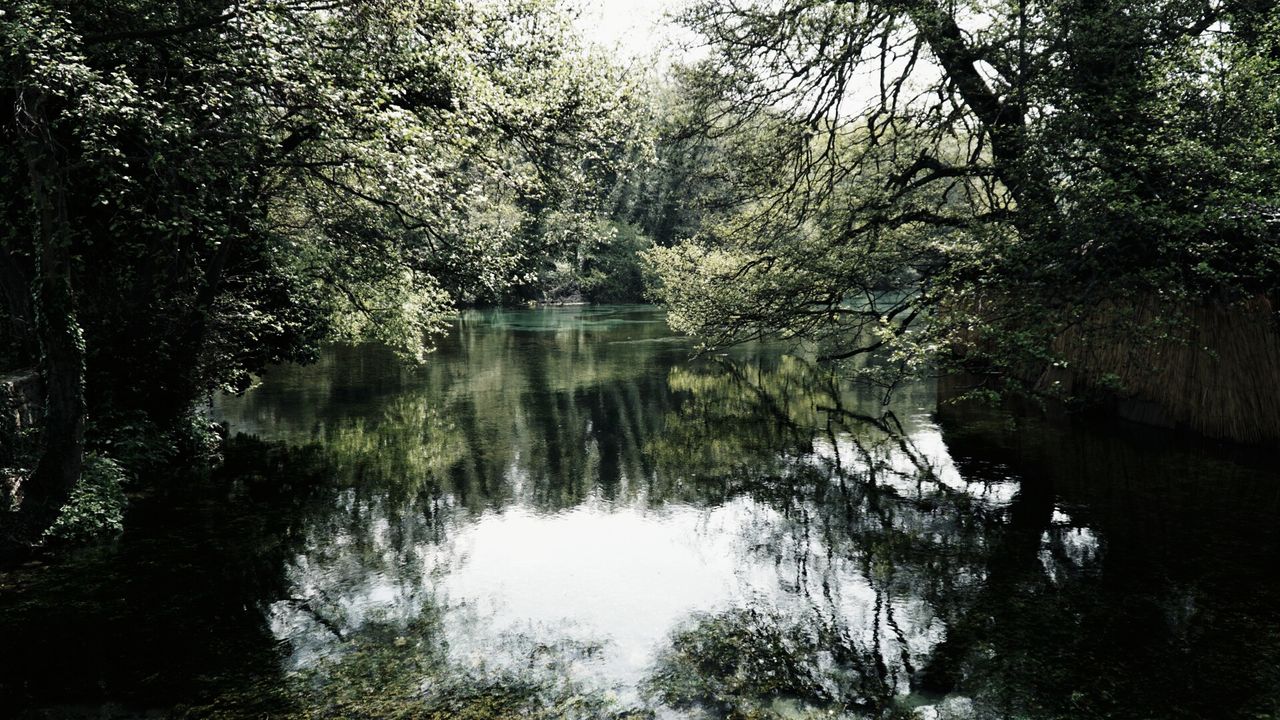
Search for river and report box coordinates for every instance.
[2,305,1278,718]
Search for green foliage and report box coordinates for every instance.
[608,83,730,250]
[579,222,653,304]
[86,409,224,480]
[41,453,126,544]
[509,220,655,305]
[512,79,735,305]
[646,0,1280,399]
[0,0,649,525]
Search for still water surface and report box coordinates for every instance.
[2,305,1279,718]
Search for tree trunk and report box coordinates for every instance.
[0,249,37,363]
[9,95,86,542]
[906,1,1061,241]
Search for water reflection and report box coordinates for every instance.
[2,306,1277,719]
[211,310,969,712]
[212,306,1280,718]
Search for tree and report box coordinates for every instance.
[645,0,1280,400]
[0,0,640,545]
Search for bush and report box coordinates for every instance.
[42,453,128,545]
[90,409,225,480]
[580,222,652,304]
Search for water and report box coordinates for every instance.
[2,305,1278,719]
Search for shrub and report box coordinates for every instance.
[42,453,127,544]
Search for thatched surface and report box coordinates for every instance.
[946,295,1280,445]
[1050,296,1280,445]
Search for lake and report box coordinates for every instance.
[2,305,1278,719]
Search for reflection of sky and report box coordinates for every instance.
[436,499,789,686]
[1039,508,1103,584]
[249,398,977,701]
[268,487,954,704]
[227,307,1099,709]
[259,433,1082,711]
[811,419,1021,509]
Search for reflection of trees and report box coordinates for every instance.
[922,405,1280,719]
[641,354,1006,717]
[214,307,685,515]
[642,355,1280,720]
[203,309,1280,720]
[214,337,1057,718]
[201,309,693,714]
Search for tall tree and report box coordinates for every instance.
[0,0,640,544]
[646,0,1280,397]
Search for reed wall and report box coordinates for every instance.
[947,296,1280,445]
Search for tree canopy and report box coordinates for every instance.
[1,0,643,541]
[646,0,1280,396]
[3,0,1279,544]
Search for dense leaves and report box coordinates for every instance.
[0,0,642,541]
[645,0,1280,397]
[40,453,126,544]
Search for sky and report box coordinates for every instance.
[570,0,696,64]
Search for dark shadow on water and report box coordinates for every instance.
[0,437,337,716]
